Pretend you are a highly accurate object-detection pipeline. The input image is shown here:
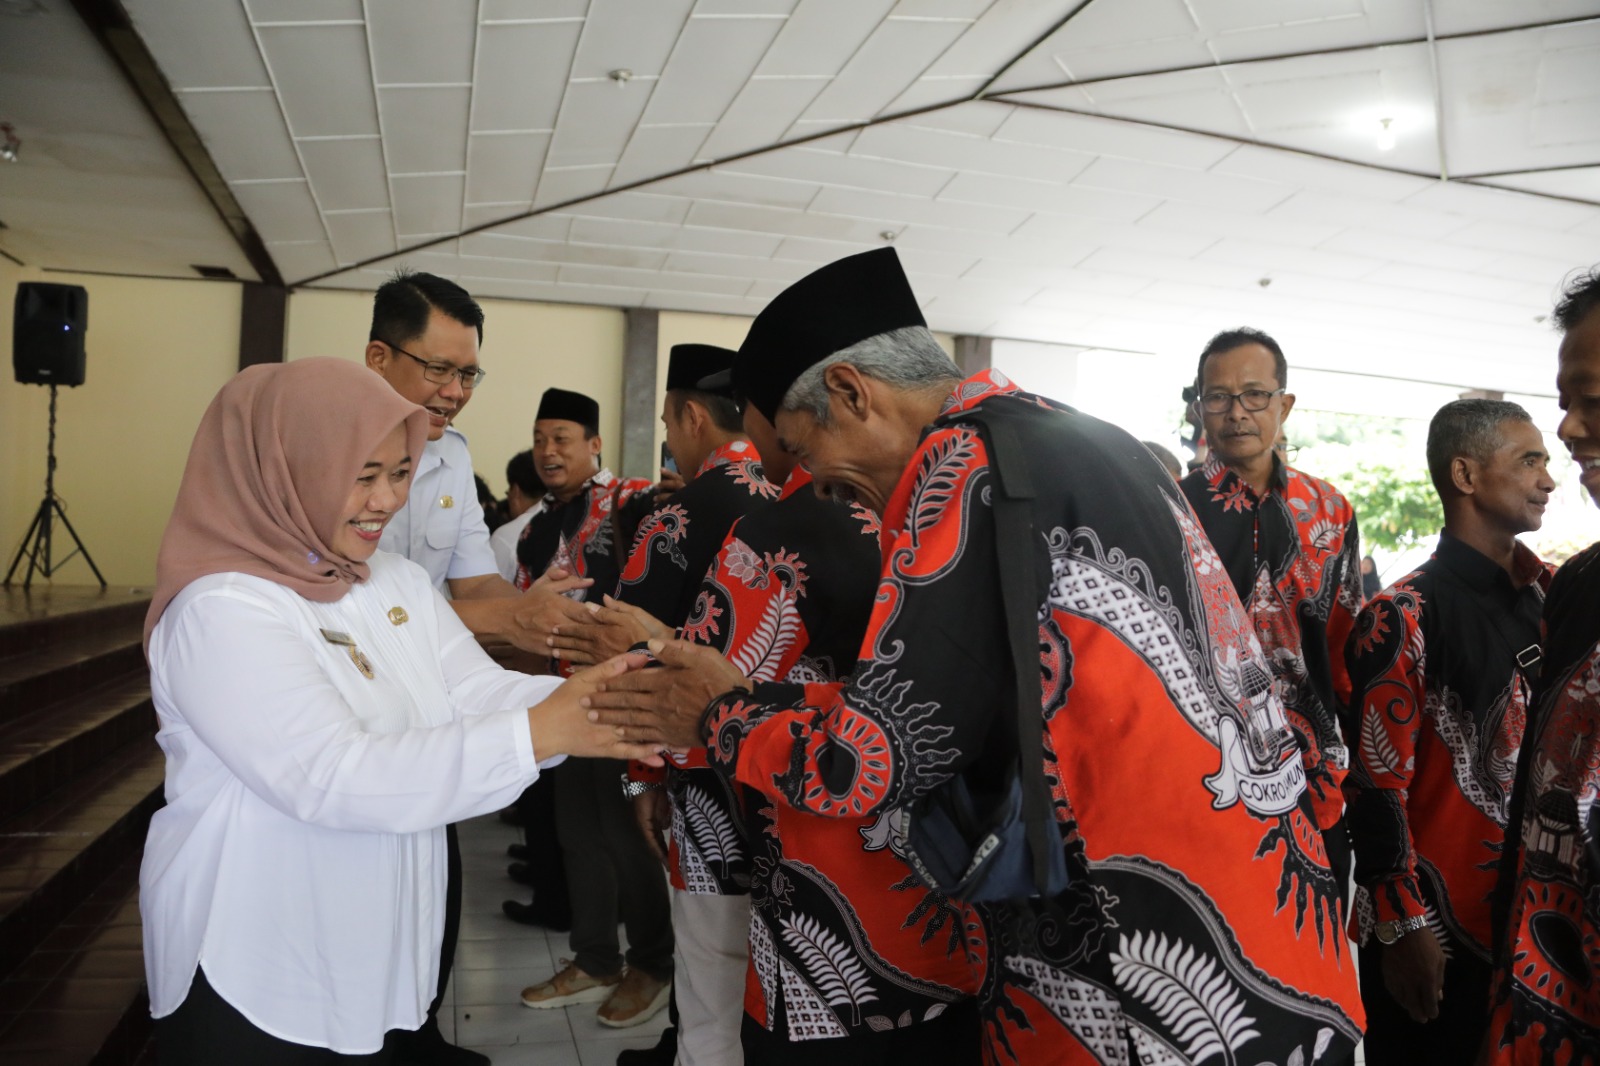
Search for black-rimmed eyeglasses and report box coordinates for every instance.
[1195,388,1284,415]
[382,340,486,390]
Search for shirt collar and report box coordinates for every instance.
[1201,450,1290,497]
[779,465,813,501]
[1434,530,1546,594]
[543,467,615,508]
[939,368,1021,416]
[695,438,754,478]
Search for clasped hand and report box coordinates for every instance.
[581,639,752,750]
[547,596,671,665]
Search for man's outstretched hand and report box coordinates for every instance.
[547,597,671,665]
[583,639,751,750]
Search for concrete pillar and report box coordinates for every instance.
[621,308,659,481]
[953,334,992,377]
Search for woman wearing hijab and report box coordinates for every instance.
[140,358,660,1064]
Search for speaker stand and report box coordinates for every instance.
[5,384,105,589]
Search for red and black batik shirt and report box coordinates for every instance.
[1181,453,1365,831]
[1484,542,1600,1065]
[1344,532,1550,960]
[688,466,976,1041]
[514,468,653,675]
[618,440,779,625]
[616,440,778,897]
[704,370,1364,1065]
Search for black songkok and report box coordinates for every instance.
[666,344,737,396]
[536,387,599,434]
[733,247,925,422]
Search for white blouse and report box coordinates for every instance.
[140,551,563,1053]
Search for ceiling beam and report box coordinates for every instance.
[67,0,284,287]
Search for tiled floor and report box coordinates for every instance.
[443,814,670,1066]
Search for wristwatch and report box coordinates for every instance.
[1373,914,1429,945]
[620,773,664,800]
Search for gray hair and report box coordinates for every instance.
[1426,398,1534,494]
[779,326,961,424]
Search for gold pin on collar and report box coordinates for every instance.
[440,495,454,509]
[388,607,409,626]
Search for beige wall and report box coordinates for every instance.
[1,268,240,588]
[1,274,962,589]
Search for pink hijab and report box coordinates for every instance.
[144,358,430,648]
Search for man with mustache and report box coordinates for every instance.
[1179,328,1366,939]
[1344,399,1554,1064]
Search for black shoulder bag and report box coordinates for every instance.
[902,405,1071,903]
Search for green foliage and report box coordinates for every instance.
[1291,411,1441,555]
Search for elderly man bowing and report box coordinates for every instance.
[584,248,1364,1065]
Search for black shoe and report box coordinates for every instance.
[502,897,572,932]
[390,1019,490,1066]
[616,1025,676,1065]
[507,843,529,861]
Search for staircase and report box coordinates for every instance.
[0,586,162,1065]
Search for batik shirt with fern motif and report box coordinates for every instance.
[1344,533,1549,959]
[1180,453,1365,832]
[705,370,1366,1064]
[693,465,977,1039]
[615,440,778,895]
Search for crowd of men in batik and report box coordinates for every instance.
[459,254,1600,1066]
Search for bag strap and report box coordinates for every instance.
[946,404,1057,896]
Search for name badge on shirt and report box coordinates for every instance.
[320,628,376,680]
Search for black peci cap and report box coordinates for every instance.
[666,344,738,395]
[733,247,925,422]
[536,387,600,433]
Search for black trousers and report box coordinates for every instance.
[553,755,673,980]
[741,999,982,1065]
[514,765,570,919]
[1359,940,1492,1066]
[158,967,395,1065]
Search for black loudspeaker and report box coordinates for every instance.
[13,282,88,386]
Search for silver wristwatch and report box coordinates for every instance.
[620,773,664,800]
[1373,914,1429,945]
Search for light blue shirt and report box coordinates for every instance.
[379,425,497,590]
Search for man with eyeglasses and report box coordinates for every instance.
[363,269,589,1066]
[1179,327,1366,955]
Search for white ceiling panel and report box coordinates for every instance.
[462,220,574,254]
[807,184,1031,233]
[126,0,270,89]
[1208,143,1436,201]
[1071,155,1294,212]
[850,122,1095,182]
[381,87,472,175]
[544,81,656,168]
[647,168,821,210]
[695,76,831,159]
[325,209,397,264]
[886,1,1068,111]
[297,137,389,211]
[1441,22,1600,176]
[533,164,616,208]
[716,144,953,197]
[940,170,1161,219]
[462,203,545,230]
[229,180,327,242]
[1317,227,1500,273]
[1137,200,1342,248]
[610,125,715,189]
[246,0,364,21]
[470,21,580,132]
[1437,218,1599,265]
[1265,189,1473,239]
[178,90,301,182]
[256,24,379,138]
[989,105,1237,169]
[558,192,695,225]
[638,15,787,128]
[1400,179,1597,229]
[1432,1,1600,35]
[567,0,693,81]
[267,240,339,282]
[797,16,972,123]
[368,0,476,85]
[393,174,466,236]
[455,257,561,284]
[1478,167,1600,203]
[566,217,784,257]
[755,0,896,77]
[990,0,1424,93]
[465,133,548,206]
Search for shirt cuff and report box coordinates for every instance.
[1370,875,1428,924]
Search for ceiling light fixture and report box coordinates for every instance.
[608,68,633,88]
[0,124,19,163]
[879,230,897,242]
[1375,117,1396,152]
